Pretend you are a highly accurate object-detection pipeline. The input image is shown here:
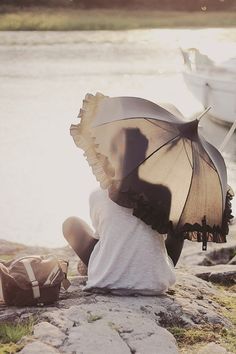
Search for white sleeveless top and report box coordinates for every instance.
[84,189,176,295]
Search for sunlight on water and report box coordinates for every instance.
[0,29,235,246]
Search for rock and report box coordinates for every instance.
[199,246,236,266]
[41,309,73,331]
[113,316,178,354]
[126,330,178,354]
[193,265,236,285]
[70,275,88,287]
[178,228,236,268]
[185,264,236,285]
[197,342,228,354]
[0,306,42,323]
[228,255,236,265]
[19,341,60,354]
[1,237,235,354]
[199,256,215,266]
[33,322,66,347]
[208,271,236,285]
[190,264,236,275]
[61,304,179,354]
[171,272,232,327]
[64,321,132,354]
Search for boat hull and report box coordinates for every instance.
[183,71,236,125]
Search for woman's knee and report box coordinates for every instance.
[62,216,80,240]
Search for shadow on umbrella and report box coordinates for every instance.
[71,93,234,251]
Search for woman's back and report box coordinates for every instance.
[85,189,176,295]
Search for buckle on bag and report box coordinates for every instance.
[31,280,40,299]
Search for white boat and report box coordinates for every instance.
[181,48,236,126]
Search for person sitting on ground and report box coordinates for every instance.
[63,188,184,295]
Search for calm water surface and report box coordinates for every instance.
[0,29,235,246]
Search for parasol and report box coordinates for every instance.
[70,93,234,250]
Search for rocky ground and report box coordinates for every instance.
[0,225,235,354]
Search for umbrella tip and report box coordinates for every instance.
[196,107,211,121]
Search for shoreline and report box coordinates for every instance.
[0,8,236,31]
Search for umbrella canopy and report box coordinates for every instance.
[71,93,234,250]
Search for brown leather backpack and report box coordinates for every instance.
[0,255,70,306]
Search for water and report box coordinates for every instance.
[0,29,235,247]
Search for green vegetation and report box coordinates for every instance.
[108,321,119,331]
[0,342,24,354]
[0,255,13,262]
[87,313,103,323]
[0,8,235,31]
[0,319,34,354]
[168,325,220,346]
[213,292,236,326]
[168,288,236,353]
[168,325,236,353]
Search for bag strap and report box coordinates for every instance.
[10,255,42,268]
[44,264,61,286]
[0,277,3,303]
[44,260,71,290]
[5,256,71,294]
[58,260,71,290]
[22,259,40,299]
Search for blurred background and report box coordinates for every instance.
[1,0,236,12]
[0,0,235,246]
